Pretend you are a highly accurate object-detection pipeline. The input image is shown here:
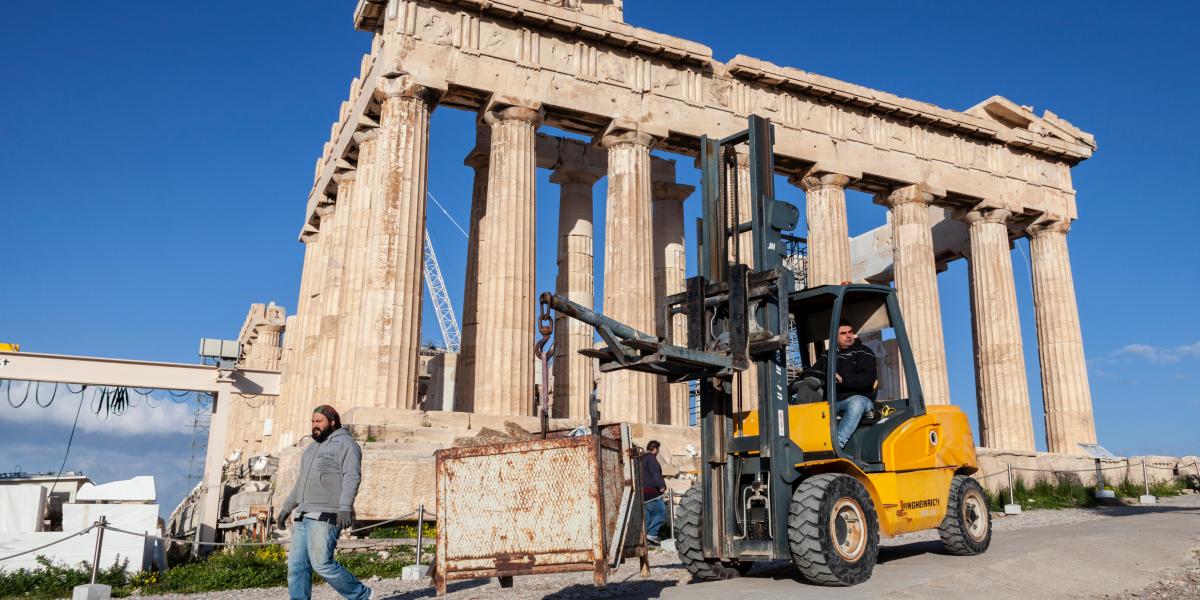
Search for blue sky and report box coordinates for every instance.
[2,1,1198,514]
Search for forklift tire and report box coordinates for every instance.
[938,475,991,555]
[787,473,879,586]
[675,486,744,581]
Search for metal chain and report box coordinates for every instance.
[0,524,97,561]
[99,511,423,549]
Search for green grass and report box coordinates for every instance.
[0,544,418,599]
[367,521,436,540]
[986,474,1190,512]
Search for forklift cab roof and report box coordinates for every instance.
[789,284,894,342]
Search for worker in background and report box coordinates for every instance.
[814,319,878,449]
[278,405,372,600]
[641,440,667,545]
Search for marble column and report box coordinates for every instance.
[550,162,602,419]
[277,313,298,450]
[651,171,693,426]
[473,103,542,416]
[295,215,328,439]
[353,78,437,410]
[381,79,438,410]
[316,173,355,405]
[879,184,951,406]
[1027,217,1096,454]
[339,130,379,410]
[797,173,853,286]
[963,207,1035,452]
[600,127,657,424]
[453,125,490,414]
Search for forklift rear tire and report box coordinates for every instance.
[675,486,744,581]
[938,474,991,555]
[787,473,879,586]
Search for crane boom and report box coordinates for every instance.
[423,229,462,352]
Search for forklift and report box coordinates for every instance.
[541,115,990,585]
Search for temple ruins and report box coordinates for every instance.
[221,0,1104,514]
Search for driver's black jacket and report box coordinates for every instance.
[814,340,878,401]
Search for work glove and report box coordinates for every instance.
[337,510,354,530]
[277,504,296,530]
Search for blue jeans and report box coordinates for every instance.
[288,517,370,600]
[836,395,872,449]
[644,496,666,539]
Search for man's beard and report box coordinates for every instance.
[312,426,333,442]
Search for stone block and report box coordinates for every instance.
[0,484,46,536]
[76,476,155,503]
[72,584,111,600]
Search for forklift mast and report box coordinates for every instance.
[695,116,801,560]
[541,116,804,561]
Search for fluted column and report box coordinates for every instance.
[353,78,437,410]
[382,79,438,410]
[652,174,693,426]
[550,163,602,419]
[473,103,542,416]
[295,214,329,439]
[257,323,284,371]
[316,172,355,404]
[276,314,298,450]
[797,173,853,286]
[1028,217,1096,454]
[600,127,657,424]
[454,126,490,414]
[963,207,1035,452]
[339,130,379,410]
[879,184,951,406]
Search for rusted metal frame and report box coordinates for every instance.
[590,434,609,587]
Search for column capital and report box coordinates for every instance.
[550,163,604,186]
[961,206,1014,226]
[794,172,852,192]
[482,97,544,127]
[599,119,663,150]
[376,76,441,106]
[352,128,379,145]
[600,129,658,150]
[1026,215,1072,237]
[878,182,940,208]
[257,323,285,335]
[333,170,357,186]
[652,180,694,203]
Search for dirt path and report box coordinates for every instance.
[139,492,1200,600]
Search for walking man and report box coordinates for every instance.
[278,405,372,600]
[641,440,667,545]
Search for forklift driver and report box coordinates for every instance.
[814,320,878,449]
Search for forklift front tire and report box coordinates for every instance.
[788,473,879,586]
[675,486,745,581]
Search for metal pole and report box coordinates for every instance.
[1142,458,1150,497]
[415,504,425,567]
[1007,464,1015,506]
[667,488,675,538]
[90,517,108,584]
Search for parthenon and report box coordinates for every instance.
[261,0,1098,458]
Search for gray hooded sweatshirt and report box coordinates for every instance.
[280,427,362,517]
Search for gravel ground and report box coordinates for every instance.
[136,492,1200,600]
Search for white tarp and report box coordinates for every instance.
[75,476,155,503]
[0,476,160,573]
[0,485,46,536]
[0,503,158,572]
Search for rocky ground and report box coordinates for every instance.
[137,492,1200,600]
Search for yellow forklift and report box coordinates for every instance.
[542,115,990,585]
